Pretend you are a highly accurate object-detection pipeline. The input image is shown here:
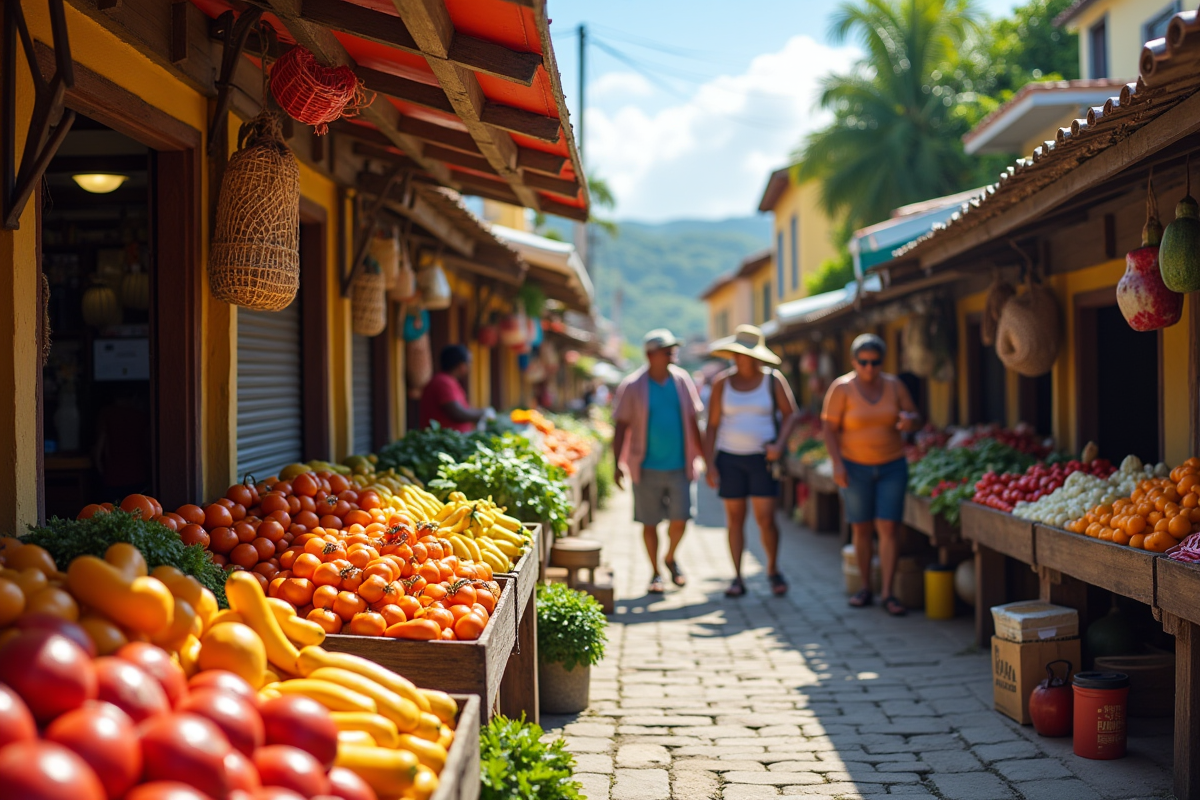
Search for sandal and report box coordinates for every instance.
[664,559,686,587]
[648,575,666,594]
[724,577,746,597]
[768,573,789,596]
[849,588,873,608]
[883,596,907,617]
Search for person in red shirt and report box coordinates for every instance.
[418,345,490,433]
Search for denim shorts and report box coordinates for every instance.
[841,457,908,524]
[715,451,779,499]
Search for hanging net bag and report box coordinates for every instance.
[996,276,1061,376]
[270,45,371,134]
[209,112,300,311]
[351,268,387,337]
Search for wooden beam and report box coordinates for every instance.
[424,143,497,175]
[521,169,578,199]
[442,252,524,286]
[353,66,453,115]
[300,0,540,86]
[517,147,566,175]
[357,170,475,256]
[395,116,479,152]
[917,89,1200,271]
[480,102,560,143]
[389,0,541,211]
[350,141,425,173]
[259,0,449,182]
[451,172,521,203]
[525,0,587,211]
[538,196,589,223]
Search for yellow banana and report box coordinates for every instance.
[273,679,377,714]
[331,711,400,748]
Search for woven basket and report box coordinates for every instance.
[406,332,432,394]
[417,263,452,310]
[982,275,1015,347]
[209,113,300,311]
[996,279,1060,376]
[351,270,387,337]
[903,314,936,378]
[270,46,367,134]
[369,230,401,290]
[388,243,416,303]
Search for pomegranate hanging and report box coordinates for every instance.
[1028,659,1073,738]
[1117,176,1182,331]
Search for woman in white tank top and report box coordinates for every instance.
[704,325,800,597]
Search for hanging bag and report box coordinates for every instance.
[269,45,372,135]
[388,238,417,302]
[982,273,1016,347]
[369,228,401,291]
[996,276,1061,376]
[351,269,387,337]
[209,112,300,311]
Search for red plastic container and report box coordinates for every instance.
[1072,671,1130,759]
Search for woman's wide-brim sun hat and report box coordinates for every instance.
[709,324,781,366]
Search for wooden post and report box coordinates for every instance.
[1162,612,1200,800]
[1038,566,1089,628]
[974,544,1005,649]
[499,589,539,724]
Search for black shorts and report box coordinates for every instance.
[715,451,779,499]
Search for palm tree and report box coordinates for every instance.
[796,0,983,231]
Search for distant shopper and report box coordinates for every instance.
[705,325,799,597]
[822,333,921,617]
[418,344,492,433]
[613,329,706,594]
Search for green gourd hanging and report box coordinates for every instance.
[1160,158,1200,293]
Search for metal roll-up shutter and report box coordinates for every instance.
[351,334,373,456]
[237,301,303,479]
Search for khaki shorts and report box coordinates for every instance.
[633,469,692,526]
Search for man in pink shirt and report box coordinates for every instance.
[418,345,489,433]
[613,329,706,594]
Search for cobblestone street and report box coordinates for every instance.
[543,485,1175,800]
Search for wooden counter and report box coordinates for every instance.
[960,502,1037,647]
[903,493,959,547]
[1034,524,1159,607]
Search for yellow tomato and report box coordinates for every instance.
[79,616,129,655]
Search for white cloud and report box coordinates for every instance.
[583,36,858,222]
[589,72,655,100]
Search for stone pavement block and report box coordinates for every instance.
[777,784,867,797]
[617,743,671,768]
[671,768,718,799]
[722,785,781,799]
[574,754,615,774]
[565,737,614,753]
[575,772,612,800]
[958,726,1021,746]
[919,750,984,773]
[1012,778,1095,800]
[928,772,1015,799]
[567,722,618,738]
[972,740,1041,764]
[612,768,671,800]
[992,759,1072,782]
[720,772,825,785]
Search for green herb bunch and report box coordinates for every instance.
[429,434,572,536]
[480,715,582,800]
[22,510,228,606]
[536,582,607,671]
[909,439,1038,526]
[374,423,491,483]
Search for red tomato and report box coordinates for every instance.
[45,702,141,800]
[0,630,97,724]
[258,695,338,768]
[94,657,170,724]
[205,504,234,530]
[223,749,262,794]
[179,688,264,757]
[125,782,217,800]
[0,740,106,800]
[327,766,379,800]
[253,745,330,797]
[291,473,318,497]
[186,671,258,708]
[116,642,189,708]
[179,524,210,548]
[0,683,36,750]
[140,713,231,799]
[256,789,306,800]
[11,614,96,657]
[227,483,255,508]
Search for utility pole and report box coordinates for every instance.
[577,23,586,165]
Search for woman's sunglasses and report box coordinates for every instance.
[857,358,882,367]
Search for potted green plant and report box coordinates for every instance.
[536,582,607,714]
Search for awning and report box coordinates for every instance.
[176,0,588,220]
[768,275,883,340]
[963,80,1127,156]
[850,188,987,274]
[490,223,593,312]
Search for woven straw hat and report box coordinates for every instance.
[709,324,781,366]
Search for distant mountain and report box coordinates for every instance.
[544,216,772,345]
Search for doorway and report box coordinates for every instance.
[967,317,1007,425]
[40,116,152,517]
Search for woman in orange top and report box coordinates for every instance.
[822,334,921,616]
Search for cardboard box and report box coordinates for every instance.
[991,601,1079,643]
[992,636,1080,724]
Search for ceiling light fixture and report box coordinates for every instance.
[72,173,128,194]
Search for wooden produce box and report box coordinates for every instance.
[497,524,540,614]
[1155,557,1200,626]
[497,523,541,723]
[1033,524,1160,606]
[960,502,1035,564]
[322,577,518,717]
[432,695,481,800]
[903,494,959,546]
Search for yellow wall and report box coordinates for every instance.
[749,264,773,326]
[770,179,838,304]
[705,281,737,340]
[1068,0,1195,80]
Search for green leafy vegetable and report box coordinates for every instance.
[22,510,228,606]
[480,715,582,800]
[909,439,1038,526]
[536,582,607,671]
[429,434,572,536]
[374,423,492,484]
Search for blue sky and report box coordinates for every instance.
[544,0,1022,222]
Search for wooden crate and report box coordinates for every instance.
[497,524,541,723]
[432,695,481,800]
[903,494,959,546]
[322,577,518,716]
[1034,524,1160,606]
[959,502,1035,564]
[1156,557,1200,626]
[498,524,540,614]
